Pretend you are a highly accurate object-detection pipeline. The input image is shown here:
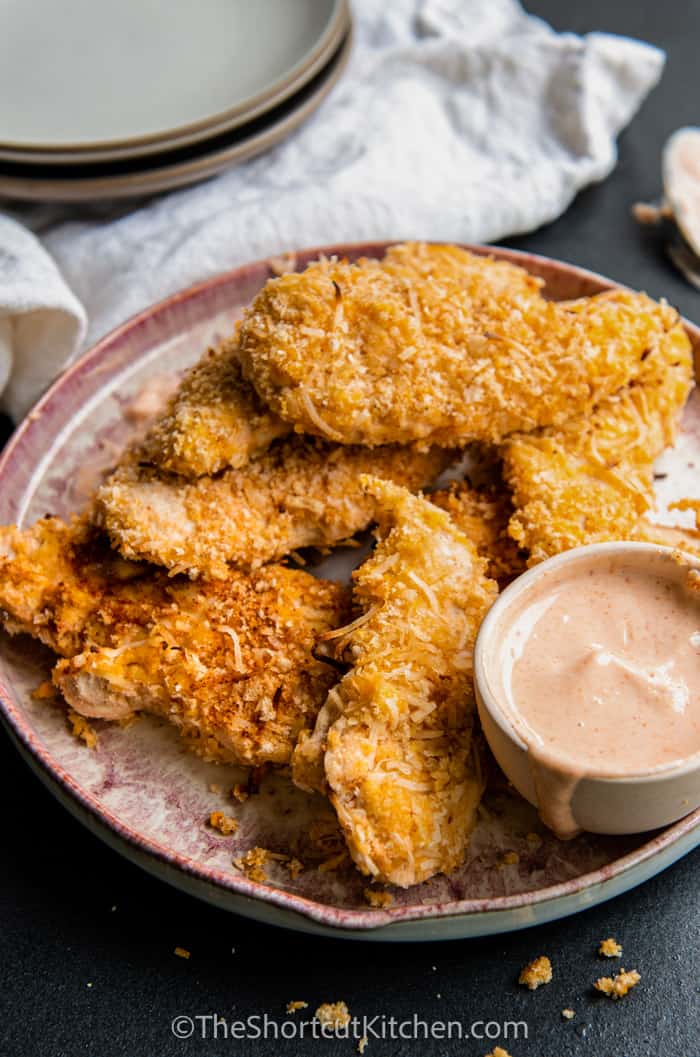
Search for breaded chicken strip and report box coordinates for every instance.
[139,336,289,477]
[0,516,349,766]
[293,478,498,887]
[239,242,675,448]
[430,480,526,585]
[503,308,694,563]
[94,437,452,577]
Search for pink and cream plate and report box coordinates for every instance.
[1,243,698,940]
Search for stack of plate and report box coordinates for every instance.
[0,0,351,202]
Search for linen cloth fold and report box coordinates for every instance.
[0,0,664,420]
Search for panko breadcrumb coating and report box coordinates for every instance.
[0,516,349,767]
[94,435,452,577]
[430,480,526,585]
[503,305,693,563]
[139,337,289,477]
[294,478,497,887]
[239,242,673,448]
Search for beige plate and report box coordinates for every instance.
[0,3,350,166]
[0,0,347,157]
[0,242,698,940]
[0,30,351,204]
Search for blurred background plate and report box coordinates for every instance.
[0,27,352,203]
[0,0,347,160]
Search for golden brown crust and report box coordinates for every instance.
[140,336,290,477]
[94,436,453,577]
[430,480,526,585]
[293,479,497,887]
[0,516,350,767]
[503,310,694,563]
[239,242,675,448]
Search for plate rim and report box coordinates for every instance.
[1,240,699,937]
[0,0,348,156]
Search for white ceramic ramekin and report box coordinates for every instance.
[474,542,700,836]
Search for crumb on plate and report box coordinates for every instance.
[594,968,640,999]
[233,847,269,882]
[208,810,239,836]
[599,937,623,958]
[500,851,520,867]
[32,680,57,701]
[318,851,348,873]
[231,783,249,803]
[208,782,222,794]
[315,1001,350,1031]
[364,888,394,909]
[67,708,98,749]
[518,955,552,990]
[286,857,304,880]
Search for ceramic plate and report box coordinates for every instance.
[1,243,699,941]
[0,30,351,204]
[0,0,345,153]
[0,3,350,165]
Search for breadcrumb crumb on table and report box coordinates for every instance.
[561,1008,575,1020]
[364,888,394,909]
[594,968,641,999]
[67,708,98,749]
[233,847,269,883]
[174,947,190,960]
[286,1001,308,1014]
[208,810,239,836]
[484,1047,513,1057]
[518,955,552,990]
[358,1035,368,1054]
[599,937,623,958]
[315,1002,350,1031]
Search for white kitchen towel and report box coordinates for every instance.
[0,0,665,420]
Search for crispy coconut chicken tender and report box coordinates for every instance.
[430,480,526,585]
[139,336,290,477]
[293,478,498,887]
[94,436,452,577]
[503,309,694,563]
[239,242,675,448]
[0,517,349,766]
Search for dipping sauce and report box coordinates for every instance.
[497,551,700,837]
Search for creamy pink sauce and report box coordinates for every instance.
[499,555,700,838]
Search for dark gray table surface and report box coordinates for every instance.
[1,2,698,1055]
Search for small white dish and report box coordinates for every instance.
[475,542,700,837]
